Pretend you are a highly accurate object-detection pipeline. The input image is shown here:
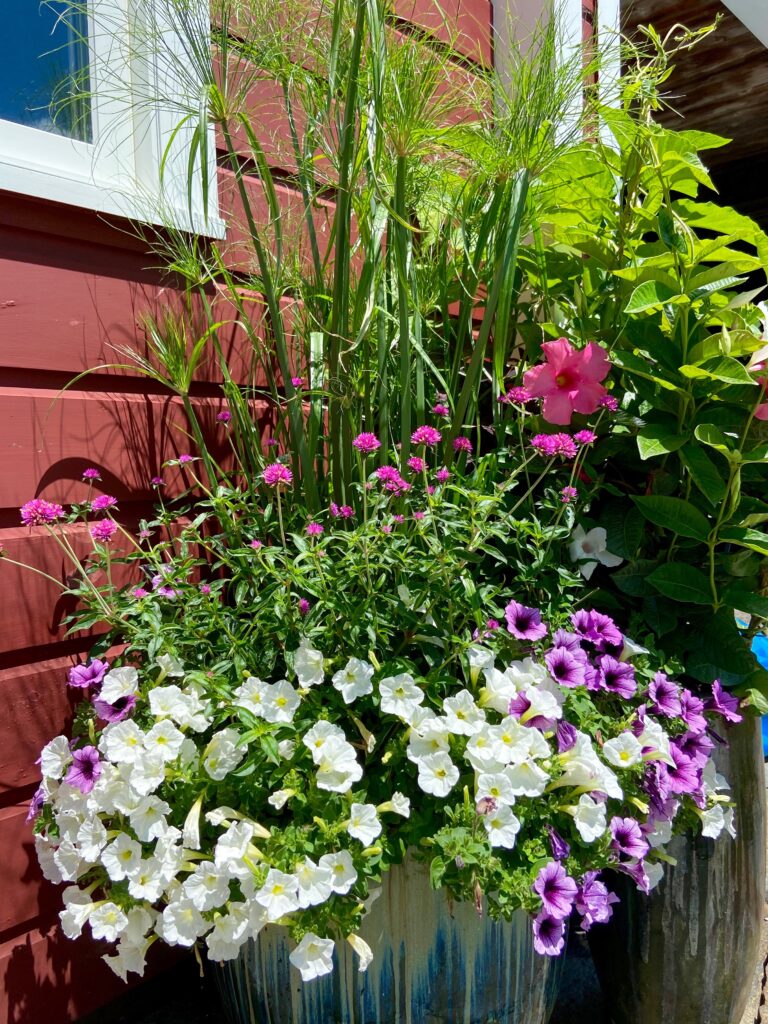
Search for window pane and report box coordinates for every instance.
[0,2,92,142]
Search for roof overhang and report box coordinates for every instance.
[721,0,768,48]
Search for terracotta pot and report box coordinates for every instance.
[588,715,766,1024]
[216,858,564,1024]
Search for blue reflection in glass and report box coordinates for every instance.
[0,2,92,141]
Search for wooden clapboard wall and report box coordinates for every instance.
[0,3,494,1021]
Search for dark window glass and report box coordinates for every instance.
[0,2,92,142]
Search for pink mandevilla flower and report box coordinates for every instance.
[523,338,610,425]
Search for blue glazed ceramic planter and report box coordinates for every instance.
[216,859,564,1024]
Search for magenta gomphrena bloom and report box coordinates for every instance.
[216,410,232,423]
[150,476,165,487]
[452,436,473,454]
[427,485,435,495]
[505,386,533,404]
[523,338,610,425]
[530,433,578,459]
[178,454,195,464]
[298,598,311,617]
[532,912,566,956]
[412,511,425,520]
[393,514,405,524]
[90,520,118,543]
[432,403,449,416]
[132,587,149,599]
[68,659,110,690]
[574,429,597,446]
[411,425,442,446]
[561,486,578,503]
[533,862,578,920]
[376,465,409,493]
[82,468,101,481]
[199,583,212,595]
[505,600,548,641]
[291,376,305,388]
[266,438,279,448]
[705,679,743,723]
[330,503,354,519]
[381,524,393,534]
[600,394,619,412]
[263,462,293,487]
[64,746,102,794]
[93,693,136,723]
[407,456,425,473]
[138,529,152,540]
[250,539,263,550]
[306,522,324,537]
[435,468,451,483]
[90,494,118,513]
[20,499,65,527]
[352,432,381,454]
[610,817,649,860]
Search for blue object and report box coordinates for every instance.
[750,634,768,757]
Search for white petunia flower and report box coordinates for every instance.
[332,658,375,703]
[390,792,411,818]
[620,637,649,661]
[234,676,267,716]
[157,653,185,677]
[479,667,519,715]
[347,803,382,846]
[464,726,506,773]
[148,685,208,732]
[204,729,245,781]
[568,525,623,580]
[40,736,72,779]
[144,720,185,763]
[483,804,521,849]
[122,906,154,946]
[303,721,346,761]
[52,839,83,881]
[259,679,301,724]
[294,642,325,687]
[101,721,145,765]
[516,685,562,725]
[319,851,357,894]
[646,861,665,890]
[36,836,64,883]
[347,933,374,972]
[466,645,494,683]
[278,739,296,760]
[255,869,300,920]
[76,817,108,862]
[699,804,727,839]
[289,932,335,981]
[128,753,166,796]
[724,807,737,839]
[637,719,675,766]
[130,796,171,842]
[215,821,255,870]
[476,772,517,807]
[99,667,139,705]
[503,760,549,797]
[268,789,294,810]
[296,857,334,908]
[103,937,151,981]
[206,903,250,961]
[571,793,608,843]
[127,857,166,901]
[159,898,209,946]
[554,735,623,800]
[102,833,142,881]
[59,887,94,938]
[646,819,672,849]
[183,862,231,911]
[407,720,450,762]
[442,690,486,736]
[602,733,644,769]
[416,752,460,797]
[379,673,425,720]
[315,736,362,794]
[90,902,129,942]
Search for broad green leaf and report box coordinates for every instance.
[633,496,711,541]
[613,559,660,597]
[601,502,644,559]
[740,687,768,715]
[721,585,768,619]
[742,443,768,464]
[720,526,768,557]
[679,445,727,506]
[625,280,680,313]
[657,209,686,254]
[647,563,712,604]
[693,423,740,461]
[612,351,679,390]
[679,357,755,385]
[636,426,688,460]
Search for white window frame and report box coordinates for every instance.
[722,0,768,48]
[0,0,225,237]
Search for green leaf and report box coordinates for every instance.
[647,563,712,604]
[680,445,727,506]
[612,350,679,390]
[601,501,645,558]
[740,687,768,715]
[658,209,686,254]
[679,356,755,385]
[721,585,768,619]
[625,280,680,313]
[633,496,711,541]
[636,426,688,460]
[693,423,740,461]
[613,559,659,597]
[720,526,768,557]
[742,443,768,464]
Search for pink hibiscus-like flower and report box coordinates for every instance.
[523,338,610,425]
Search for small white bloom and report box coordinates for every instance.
[130,796,171,842]
[319,851,357,894]
[127,857,166,901]
[103,937,151,981]
[157,653,185,677]
[36,836,64,883]
[102,833,142,881]
[646,819,672,849]
[568,525,623,580]
[290,932,335,981]
[52,839,83,881]
[144,720,185,763]
[149,685,208,732]
[255,869,300,920]
[303,721,346,761]
[215,821,255,869]
[296,857,334,908]
[268,789,294,810]
[332,658,375,703]
[571,793,608,843]
[159,898,209,946]
[347,803,382,846]
[40,736,72,779]
[503,760,549,797]
[602,733,644,769]
[206,903,250,961]
[483,804,521,849]
[183,862,231,911]
[204,728,244,781]
[443,690,486,736]
[416,751,460,797]
[466,645,494,683]
[59,888,94,938]
[476,772,517,807]
[122,906,154,946]
[259,679,301,724]
[294,642,325,687]
[128,753,166,796]
[278,739,296,760]
[464,726,506,773]
[234,676,267,716]
[315,736,362,794]
[90,902,129,942]
[101,721,146,765]
[620,637,649,661]
[99,666,139,705]
[516,685,562,725]
[347,933,374,972]
[390,792,411,817]
[379,673,425,720]
[76,817,108,862]
[407,720,450,762]
[637,719,674,766]
[646,861,665,890]
[699,804,726,839]
[479,667,519,715]
[724,806,737,839]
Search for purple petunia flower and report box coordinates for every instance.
[505,600,548,642]
[546,826,571,861]
[93,693,137,723]
[556,720,578,753]
[68,659,109,690]
[64,746,102,793]
[610,817,649,860]
[679,689,707,734]
[411,425,442,446]
[673,730,714,769]
[552,629,582,652]
[619,858,651,894]
[532,912,567,956]
[20,499,65,527]
[648,672,681,718]
[533,862,578,920]
[26,785,46,823]
[705,679,742,724]
[597,655,637,699]
[571,609,623,651]
[575,872,619,930]
[352,432,381,454]
[545,646,586,688]
[661,746,702,796]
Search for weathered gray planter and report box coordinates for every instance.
[217,859,564,1024]
[589,715,766,1024]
